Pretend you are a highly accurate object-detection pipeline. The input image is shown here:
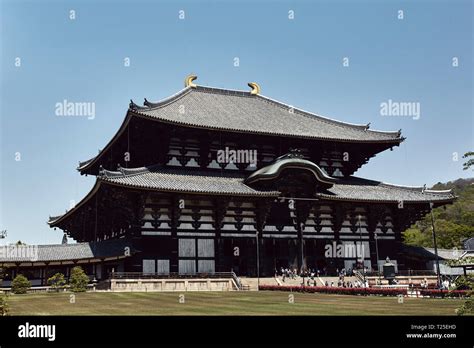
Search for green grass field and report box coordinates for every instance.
[4,291,468,316]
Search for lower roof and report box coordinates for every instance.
[101,166,280,197]
[48,165,455,226]
[0,238,136,264]
[99,165,454,203]
[403,245,474,261]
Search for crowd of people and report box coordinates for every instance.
[276,266,355,279]
[276,266,368,288]
[275,265,453,290]
[412,278,451,290]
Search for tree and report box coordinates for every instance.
[402,227,431,247]
[47,273,66,291]
[462,151,474,171]
[402,178,474,249]
[11,274,31,294]
[69,266,89,292]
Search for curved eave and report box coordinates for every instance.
[77,111,133,174]
[317,193,457,204]
[49,175,279,227]
[48,180,102,227]
[244,158,336,187]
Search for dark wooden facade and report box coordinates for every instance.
[44,81,454,278]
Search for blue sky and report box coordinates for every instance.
[1,0,472,245]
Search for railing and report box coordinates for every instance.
[397,270,436,276]
[364,270,436,277]
[110,272,236,280]
[353,270,365,283]
[230,271,243,290]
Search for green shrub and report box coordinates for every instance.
[47,273,66,291]
[11,274,31,294]
[456,290,473,316]
[0,295,9,316]
[454,275,473,290]
[69,266,89,292]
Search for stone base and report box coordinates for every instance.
[109,278,238,292]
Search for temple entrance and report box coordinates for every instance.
[178,238,215,274]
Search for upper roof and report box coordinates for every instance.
[130,84,403,143]
[78,80,404,174]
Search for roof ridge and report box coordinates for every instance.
[379,181,425,191]
[379,182,454,195]
[342,177,454,195]
[134,87,192,110]
[424,188,454,194]
[195,84,251,95]
[35,242,90,248]
[136,84,252,111]
[99,164,155,179]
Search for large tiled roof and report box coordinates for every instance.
[0,238,135,263]
[78,83,404,173]
[98,165,454,203]
[130,85,402,143]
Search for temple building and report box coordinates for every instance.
[0,76,456,283]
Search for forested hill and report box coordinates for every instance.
[402,178,474,249]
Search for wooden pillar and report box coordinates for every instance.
[213,197,229,272]
[43,263,49,286]
[295,201,311,273]
[366,205,379,270]
[393,205,417,271]
[255,199,273,277]
[331,204,345,244]
[170,195,181,273]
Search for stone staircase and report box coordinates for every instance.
[239,277,278,291]
[239,276,361,290]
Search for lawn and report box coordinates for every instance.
[4,291,467,316]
